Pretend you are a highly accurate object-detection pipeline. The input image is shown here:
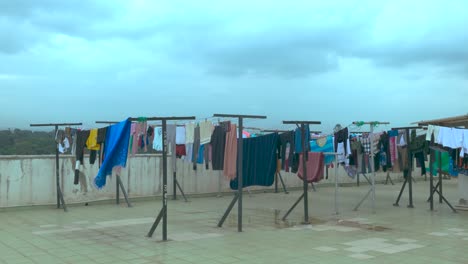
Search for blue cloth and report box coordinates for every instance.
[94,119,131,189]
[230,133,278,189]
[295,125,310,153]
[310,135,335,165]
[197,144,205,164]
[388,130,398,137]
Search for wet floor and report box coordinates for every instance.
[0,177,467,263]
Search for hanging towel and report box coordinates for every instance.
[297,152,325,183]
[211,126,226,170]
[295,125,310,153]
[152,127,163,151]
[199,121,214,145]
[94,119,131,189]
[176,126,186,144]
[167,124,177,170]
[185,122,195,144]
[230,133,278,189]
[223,124,238,180]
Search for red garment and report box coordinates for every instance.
[176,144,186,157]
[297,152,324,183]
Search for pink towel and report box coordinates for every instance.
[297,152,324,183]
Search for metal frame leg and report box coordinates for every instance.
[385,171,394,185]
[147,207,165,237]
[427,182,440,202]
[433,189,457,213]
[282,193,305,221]
[217,193,239,227]
[353,189,372,211]
[393,178,407,207]
[57,186,68,212]
[277,172,289,194]
[275,172,279,193]
[310,183,316,192]
[175,179,188,202]
[117,175,132,207]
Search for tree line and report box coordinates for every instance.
[0,129,56,155]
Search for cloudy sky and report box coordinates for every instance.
[1,0,467,132]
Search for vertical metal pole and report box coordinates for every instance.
[116,175,120,204]
[429,150,434,211]
[55,125,60,209]
[275,172,278,193]
[237,118,243,232]
[162,119,168,240]
[334,154,338,215]
[301,124,309,224]
[406,129,414,208]
[173,172,177,200]
[438,152,443,204]
[370,124,376,213]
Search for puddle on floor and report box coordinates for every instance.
[334,220,391,232]
[222,207,390,232]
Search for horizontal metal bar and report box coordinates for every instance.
[130,116,196,121]
[283,121,321,124]
[261,129,291,133]
[95,121,118,124]
[391,126,423,130]
[30,123,82,127]
[213,114,267,119]
[353,121,390,125]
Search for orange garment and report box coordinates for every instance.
[223,124,237,180]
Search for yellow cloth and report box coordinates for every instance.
[86,129,100,150]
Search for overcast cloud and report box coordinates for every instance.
[1,0,467,132]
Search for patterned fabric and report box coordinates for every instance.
[94,119,131,189]
[360,137,371,155]
[310,135,335,165]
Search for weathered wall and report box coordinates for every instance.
[1,155,413,207]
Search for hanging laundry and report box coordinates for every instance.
[184,143,193,164]
[297,152,325,183]
[185,122,195,144]
[204,144,211,169]
[426,125,440,141]
[437,127,464,149]
[295,125,310,153]
[197,144,205,164]
[175,144,186,158]
[146,126,154,147]
[334,127,349,155]
[210,126,226,170]
[74,130,90,185]
[359,136,371,155]
[192,125,201,169]
[94,119,131,189]
[166,124,177,171]
[152,127,163,151]
[223,124,238,180]
[230,133,278,189]
[199,120,214,145]
[279,131,294,171]
[86,129,100,151]
[461,130,468,156]
[310,135,335,165]
[176,126,186,145]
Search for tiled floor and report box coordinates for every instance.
[1,176,467,264]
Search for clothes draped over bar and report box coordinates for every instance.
[230,133,278,189]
